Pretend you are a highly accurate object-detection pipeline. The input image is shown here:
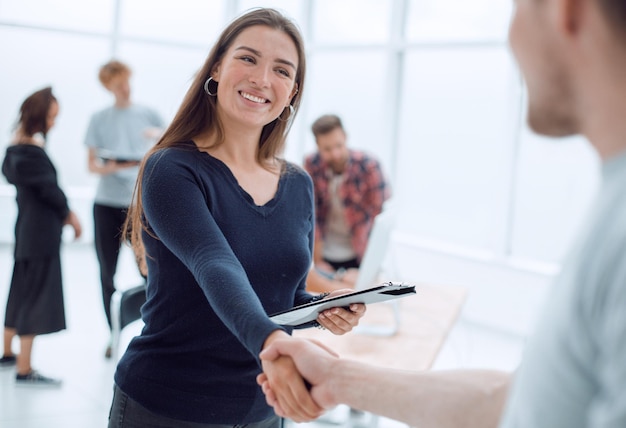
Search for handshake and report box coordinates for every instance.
[257,337,345,422]
[256,330,511,428]
[257,297,367,422]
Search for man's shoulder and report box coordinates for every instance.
[132,103,161,116]
[92,104,160,119]
[349,150,383,172]
[90,105,115,120]
[349,149,379,163]
[122,104,162,123]
[303,152,324,176]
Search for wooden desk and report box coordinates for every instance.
[294,283,467,371]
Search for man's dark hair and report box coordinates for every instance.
[311,114,344,138]
[600,0,626,34]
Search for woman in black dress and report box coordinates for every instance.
[0,87,82,386]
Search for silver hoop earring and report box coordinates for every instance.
[277,105,295,122]
[204,77,218,96]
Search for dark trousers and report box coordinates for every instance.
[323,257,360,271]
[93,203,129,329]
[109,384,283,428]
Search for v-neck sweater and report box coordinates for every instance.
[114,141,315,423]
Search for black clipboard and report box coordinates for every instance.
[269,282,416,327]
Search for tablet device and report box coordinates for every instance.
[98,149,142,164]
[269,282,416,327]
[101,157,142,164]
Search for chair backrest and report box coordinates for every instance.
[119,284,147,329]
[110,283,147,359]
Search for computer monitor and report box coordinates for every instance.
[354,202,396,291]
[352,201,401,336]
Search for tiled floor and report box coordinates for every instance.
[0,242,525,428]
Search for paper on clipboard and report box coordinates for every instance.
[269,282,416,327]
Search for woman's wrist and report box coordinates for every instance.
[262,329,289,350]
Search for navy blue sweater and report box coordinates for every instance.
[114,142,315,423]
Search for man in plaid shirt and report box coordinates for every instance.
[304,114,390,280]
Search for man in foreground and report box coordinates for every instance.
[259,0,626,426]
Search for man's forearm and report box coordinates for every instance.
[326,361,510,428]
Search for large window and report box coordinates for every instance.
[396,47,519,252]
[119,0,224,46]
[311,0,392,45]
[406,0,513,43]
[0,0,599,267]
[297,50,391,168]
[0,0,113,33]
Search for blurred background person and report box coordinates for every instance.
[306,265,358,294]
[304,114,390,290]
[1,87,82,386]
[84,60,163,359]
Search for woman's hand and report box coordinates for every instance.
[64,210,82,240]
[316,289,366,335]
[260,331,325,422]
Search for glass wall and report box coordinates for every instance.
[396,47,519,252]
[0,0,599,268]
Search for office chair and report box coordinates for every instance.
[110,283,146,359]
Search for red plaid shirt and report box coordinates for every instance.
[304,150,390,263]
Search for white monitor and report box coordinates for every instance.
[352,201,400,336]
[354,202,396,290]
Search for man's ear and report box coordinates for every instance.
[556,0,584,35]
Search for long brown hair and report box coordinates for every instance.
[15,87,57,140]
[125,8,307,274]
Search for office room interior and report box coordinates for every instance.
[0,0,601,427]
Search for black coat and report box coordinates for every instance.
[2,143,69,260]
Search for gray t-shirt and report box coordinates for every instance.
[84,104,163,207]
[500,150,626,428]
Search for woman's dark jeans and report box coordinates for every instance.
[108,384,283,428]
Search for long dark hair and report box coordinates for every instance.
[126,8,307,274]
[15,87,57,140]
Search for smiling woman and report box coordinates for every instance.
[205,25,300,167]
[107,8,366,428]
